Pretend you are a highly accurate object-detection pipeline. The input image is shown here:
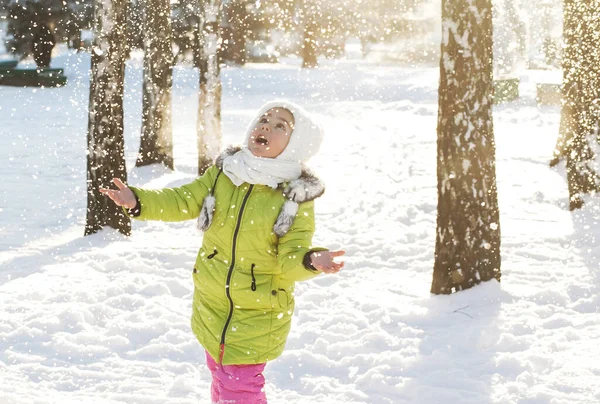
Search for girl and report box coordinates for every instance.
[101,100,345,404]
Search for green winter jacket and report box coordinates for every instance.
[126,148,326,365]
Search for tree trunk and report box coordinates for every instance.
[136,0,174,169]
[85,0,131,236]
[229,0,248,65]
[301,1,317,68]
[559,0,600,210]
[505,0,526,58]
[191,0,203,69]
[432,0,501,294]
[197,0,223,175]
[550,0,577,168]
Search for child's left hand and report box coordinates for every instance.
[310,250,345,274]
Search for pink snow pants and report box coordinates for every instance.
[206,351,267,404]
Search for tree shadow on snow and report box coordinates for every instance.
[393,281,509,404]
[1,165,213,400]
[1,165,202,286]
[566,200,600,315]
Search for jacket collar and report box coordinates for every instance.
[215,146,325,203]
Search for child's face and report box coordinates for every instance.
[247,108,295,158]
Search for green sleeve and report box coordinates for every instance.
[124,166,218,222]
[278,200,327,282]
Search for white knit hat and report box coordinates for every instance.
[244,100,324,163]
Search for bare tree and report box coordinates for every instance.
[85,0,131,236]
[432,0,501,294]
[549,0,576,168]
[136,0,174,169]
[226,0,249,65]
[551,0,600,210]
[197,0,223,175]
[301,0,318,68]
[504,0,526,58]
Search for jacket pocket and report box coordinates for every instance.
[229,267,272,310]
[277,287,291,309]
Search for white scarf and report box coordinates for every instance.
[222,148,302,188]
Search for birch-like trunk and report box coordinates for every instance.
[136,0,174,169]
[556,0,600,210]
[197,0,222,175]
[432,0,501,294]
[85,0,131,236]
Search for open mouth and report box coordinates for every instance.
[256,136,269,146]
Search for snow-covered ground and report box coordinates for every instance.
[1,47,599,404]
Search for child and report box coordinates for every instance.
[100,100,345,404]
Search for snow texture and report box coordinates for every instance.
[1,46,600,404]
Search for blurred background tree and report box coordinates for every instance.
[2,0,440,67]
[5,0,93,61]
[136,0,175,169]
[552,0,600,210]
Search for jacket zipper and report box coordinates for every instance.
[219,184,254,363]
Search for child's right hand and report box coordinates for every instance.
[99,178,137,209]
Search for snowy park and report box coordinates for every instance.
[1,0,600,403]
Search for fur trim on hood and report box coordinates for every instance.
[198,146,325,237]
